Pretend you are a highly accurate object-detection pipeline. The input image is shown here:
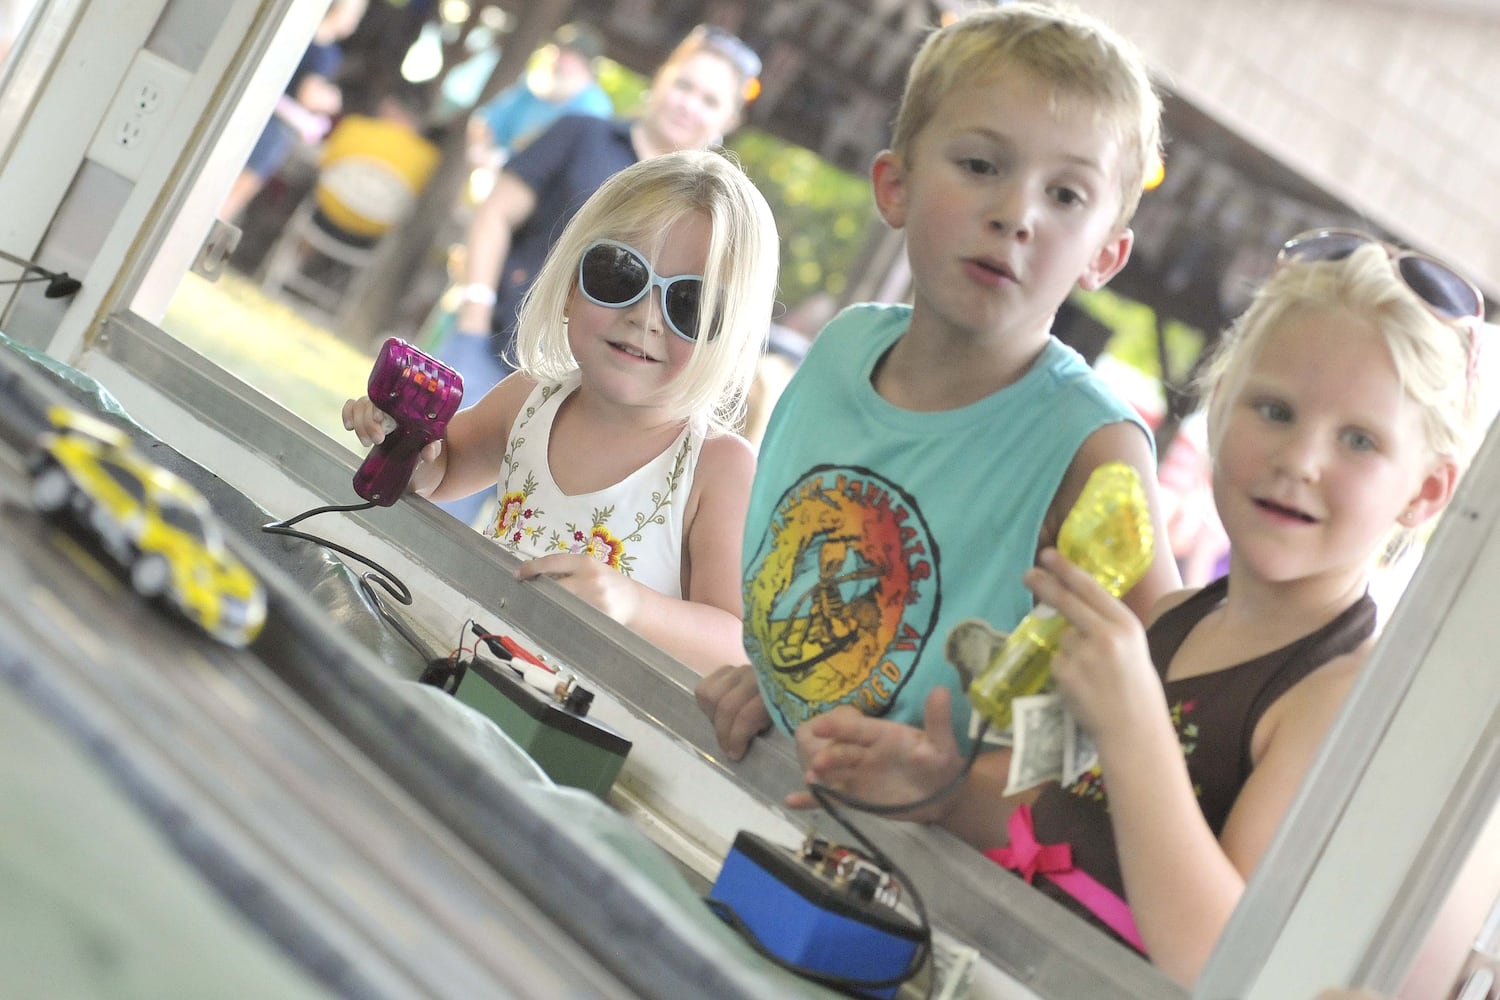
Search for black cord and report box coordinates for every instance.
[360,579,431,659]
[0,270,82,297]
[705,728,999,999]
[813,784,935,999]
[261,501,430,659]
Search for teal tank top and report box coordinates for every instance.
[742,303,1151,747]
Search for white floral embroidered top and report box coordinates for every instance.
[483,374,703,599]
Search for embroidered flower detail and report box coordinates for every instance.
[495,390,693,580]
[620,440,690,543]
[1068,765,1109,803]
[491,473,543,543]
[1169,699,1201,758]
[585,525,626,568]
[498,383,561,483]
[496,492,527,534]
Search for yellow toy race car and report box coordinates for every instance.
[29,406,267,648]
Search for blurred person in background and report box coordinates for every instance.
[741,292,838,449]
[219,0,369,223]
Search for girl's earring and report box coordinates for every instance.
[1400,509,1416,525]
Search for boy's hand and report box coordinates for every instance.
[787,688,964,824]
[695,664,771,760]
[516,554,643,626]
[1024,548,1162,747]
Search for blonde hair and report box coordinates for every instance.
[890,2,1161,227]
[514,149,779,433]
[1202,243,1482,555]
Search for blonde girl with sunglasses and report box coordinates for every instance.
[795,231,1485,985]
[345,150,778,674]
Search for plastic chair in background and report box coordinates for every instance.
[258,110,439,331]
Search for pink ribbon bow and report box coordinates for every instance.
[985,804,1073,883]
[984,804,1147,953]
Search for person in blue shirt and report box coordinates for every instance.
[466,23,613,171]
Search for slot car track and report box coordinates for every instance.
[0,488,633,998]
[0,343,1189,1000]
[0,350,813,1000]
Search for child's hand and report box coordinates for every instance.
[1024,548,1162,747]
[695,664,771,761]
[342,396,396,447]
[787,688,964,823]
[342,398,443,493]
[516,554,644,625]
[296,75,342,118]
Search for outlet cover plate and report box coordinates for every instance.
[84,50,192,182]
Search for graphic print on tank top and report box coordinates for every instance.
[743,464,940,729]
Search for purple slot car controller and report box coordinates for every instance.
[353,338,463,505]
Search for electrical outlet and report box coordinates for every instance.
[132,79,167,115]
[85,50,191,182]
[117,118,145,149]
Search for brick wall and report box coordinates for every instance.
[1079,0,1500,301]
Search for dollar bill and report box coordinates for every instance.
[967,708,1013,747]
[1004,692,1098,795]
[950,617,1016,748]
[1061,713,1099,787]
[1005,692,1067,794]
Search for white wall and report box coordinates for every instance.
[1082,0,1500,298]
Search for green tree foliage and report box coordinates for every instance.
[726,131,874,311]
[1073,286,1206,389]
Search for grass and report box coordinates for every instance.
[160,271,379,442]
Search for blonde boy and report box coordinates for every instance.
[699,2,1181,841]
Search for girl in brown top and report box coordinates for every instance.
[792,231,1486,986]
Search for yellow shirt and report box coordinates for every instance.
[314,115,439,238]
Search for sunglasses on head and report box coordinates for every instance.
[689,25,762,80]
[578,240,711,342]
[1278,228,1485,324]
